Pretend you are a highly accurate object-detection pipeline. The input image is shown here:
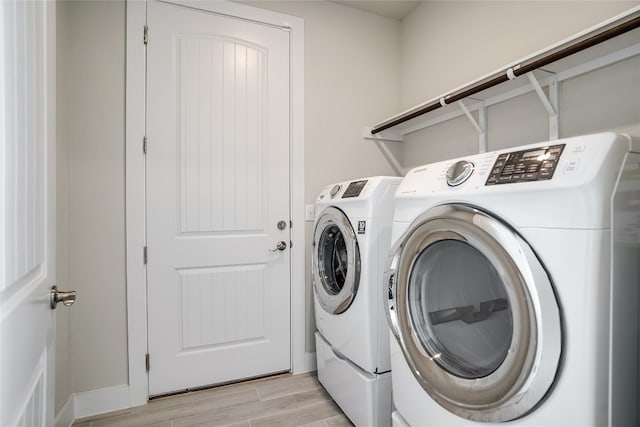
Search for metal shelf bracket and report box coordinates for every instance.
[525,72,559,140]
[457,100,488,153]
[362,126,404,175]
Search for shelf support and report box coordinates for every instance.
[526,72,559,140]
[548,79,559,140]
[457,100,487,153]
[373,140,403,176]
[363,126,404,176]
[478,104,487,153]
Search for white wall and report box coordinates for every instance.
[55,0,127,412]
[399,1,639,167]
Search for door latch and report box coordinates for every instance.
[50,286,77,309]
[269,241,287,252]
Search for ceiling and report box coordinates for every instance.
[332,1,421,20]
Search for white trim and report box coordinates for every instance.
[287,7,306,375]
[125,0,149,407]
[125,0,306,401]
[158,0,299,27]
[54,384,132,426]
[74,384,132,419]
[304,351,317,373]
[54,395,75,427]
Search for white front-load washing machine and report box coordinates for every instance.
[313,176,402,427]
[384,133,640,426]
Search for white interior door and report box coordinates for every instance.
[1,1,56,425]
[146,1,292,396]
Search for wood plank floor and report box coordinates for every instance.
[72,372,353,427]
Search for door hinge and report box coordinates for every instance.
[143,136,147,154]
[145,353,150,372]
[143,246,148,264]
[144,25,148,44]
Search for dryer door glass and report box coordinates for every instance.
[313,207,361,314]
[408,239,512,379]
[318,225,348,295]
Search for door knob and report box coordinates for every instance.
[269,241,287,252]
[50,286,76,309]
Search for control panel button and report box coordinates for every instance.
[563,160,580,174]
[329,184,342,198]
[570,144,585,153]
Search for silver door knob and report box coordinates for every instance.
[269,241,287,252]
[50,286,76,309]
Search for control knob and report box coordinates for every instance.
[446,160,474,187]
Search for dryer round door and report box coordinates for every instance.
[385,204,562,423]
[313,207,361,315]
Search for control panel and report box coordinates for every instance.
[486,144,565,186]
[342,180,368,198]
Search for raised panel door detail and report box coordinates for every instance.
[13,351,46,427]
[178,36,265,234]
[2,0,45,293]
[179,266,266,350]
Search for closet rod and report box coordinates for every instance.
[370,14,640,135]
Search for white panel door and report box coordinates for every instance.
[146,1,291,395]
[1,0,56,426]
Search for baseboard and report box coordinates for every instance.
[54,395,75,427]
[304,351,317,373]
[71,384,132,421]
[53,359,319,423]
[291,351,316,374]
[54,384,142,425]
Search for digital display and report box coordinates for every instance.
[522,149,546,159]
[342,180,368,198]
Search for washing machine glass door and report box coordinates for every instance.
[385,204,561,423]
[313,207,361,314]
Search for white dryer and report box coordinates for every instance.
[313,176,402,427]
[384,133,640,426]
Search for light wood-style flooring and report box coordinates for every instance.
[72,372,353,427]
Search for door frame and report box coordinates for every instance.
[125,0,305,405]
